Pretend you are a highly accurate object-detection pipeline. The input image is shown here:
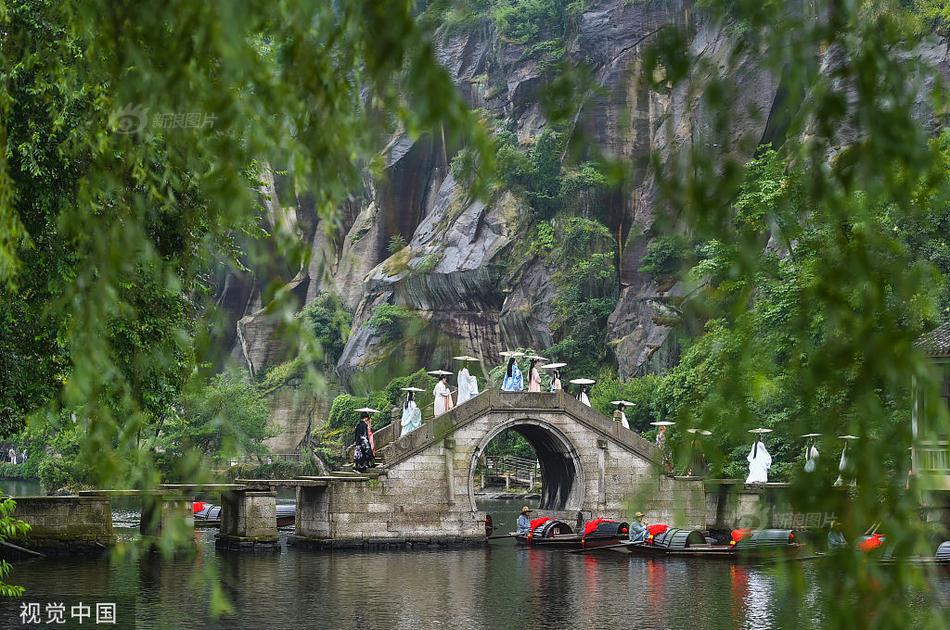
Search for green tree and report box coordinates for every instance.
[158,370,274,466]
[297,293,353,367]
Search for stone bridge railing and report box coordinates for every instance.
[376,389,661,469]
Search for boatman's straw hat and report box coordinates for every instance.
[521,506,532,514]
[635,511,645,518]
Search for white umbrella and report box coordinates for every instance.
[453,355,479,362]
[569,378,596,385]
[650,421,675,427]
[801,433,822,438]
[748,428,773,434]
[525,355,549,361]
[838,434,860,440]
[687,428,713,435]
[355,407,381,413]
[610,400,635,406]
[500,350,525,358]
[400,387,425,392]
[540,362,567,369]
[427,370,452,376]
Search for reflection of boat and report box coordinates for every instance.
[620,528,802,560]
[192,502,295,528]
[514,518,629,548]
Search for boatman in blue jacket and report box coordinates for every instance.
[517,506,532,534]
[629,512,648,543]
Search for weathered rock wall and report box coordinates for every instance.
[221,0,785,392]
[215,1,950,445]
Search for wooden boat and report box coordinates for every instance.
[192,502,296,528]
[871,540,950,572]
[514,518,630,549]
[620,528,803,560]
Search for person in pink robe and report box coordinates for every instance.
[527,359,542,392]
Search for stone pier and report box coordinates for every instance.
[11,495,115,555]
[139,495,194,544]
[215,489,279,551]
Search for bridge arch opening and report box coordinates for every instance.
[469,418,584,512]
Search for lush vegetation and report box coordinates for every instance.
[0,2,490,602]
[2,0,950,624]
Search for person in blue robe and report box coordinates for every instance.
[501,358,523,392]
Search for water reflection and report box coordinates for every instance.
[3,500,947,629]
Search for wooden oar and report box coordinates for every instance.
[0,540,45,560]
[569,542,631,554]
[486,532,518,540]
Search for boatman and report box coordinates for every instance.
[629,511,648,543]
[517,506,532,534]
[827,520,847,550]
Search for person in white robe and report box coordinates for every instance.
[578,385,591,407]
[804,440,819,473]
[614,402,630,430]
[746,439,772,484]
[550,370,562,393]
[457,366,473,404]
[468,372,479,397]
[527,359,542,393]
[400,391,422,437]
[433,376,454,416]
[834,442,851,487]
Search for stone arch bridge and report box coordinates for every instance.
[292,390,708,546]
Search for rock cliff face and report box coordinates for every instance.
[212,0,949,446]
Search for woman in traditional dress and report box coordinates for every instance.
[468,372,479,397]
[400,391,422,437]
[433,375,454,416]
[578,385,591,407]
[353,412,375,472]
[457,365,473,404]
[501,358,523,392]
[804,439,819,473]
[745,438,772,484]
[614,402,630,430]
[834,441,850,487]
[527,359,542,392]
[550,369,562,393]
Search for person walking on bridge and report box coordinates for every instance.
[400,390,422,437]
[353,412,376,472]
[550,369,562,393]
[434,375,454,416]
[527,359,542,392]
[502,357,523,392]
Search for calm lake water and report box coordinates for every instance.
[2,497,949,629]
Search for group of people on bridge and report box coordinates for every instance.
[354,353,860,485]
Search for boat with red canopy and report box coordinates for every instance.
[192,501,296,528]
[514,517,629,548]
[619,527,802,560]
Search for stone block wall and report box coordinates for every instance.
[704,482,793,530]
[313,390,710,544]
[12,496,115,553]
[219,490,278,542]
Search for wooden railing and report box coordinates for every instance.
[482,455,540,488]
[917,441,950,473]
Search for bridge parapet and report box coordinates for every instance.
[377,389,661,470]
